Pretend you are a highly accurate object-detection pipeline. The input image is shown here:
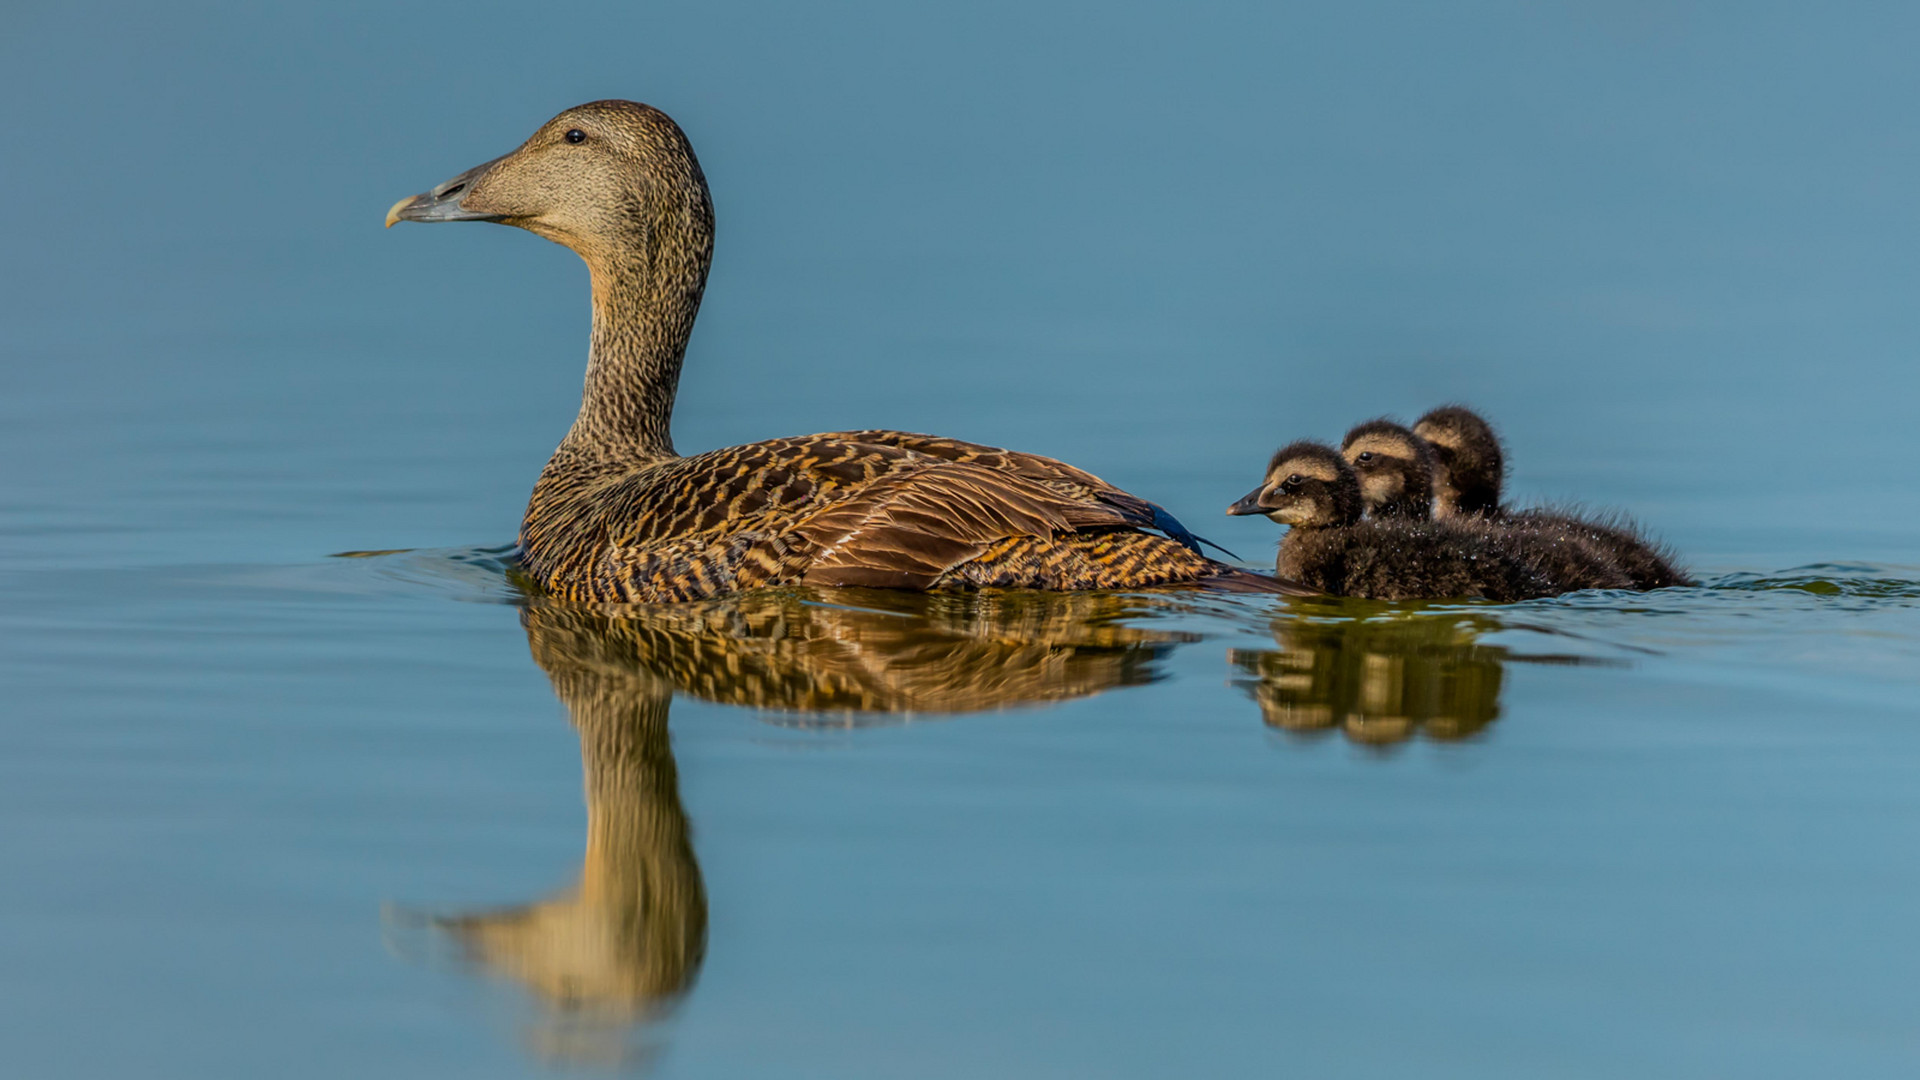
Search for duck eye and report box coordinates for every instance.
[1285,474,1303,487]
[1355,451,1374,464]
[565,129,587,144]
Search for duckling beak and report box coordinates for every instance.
[1226,487,1272,516]
[385,156,510,228]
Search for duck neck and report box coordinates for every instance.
[562,221,712,463]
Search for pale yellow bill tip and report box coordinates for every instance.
[384,195,416,228]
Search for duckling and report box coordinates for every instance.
[1342,418,1636,592]
[1413,405,1692,589]
[1510,506,1693,589]
[1411,405,1505,519]
[1226,442,1565,602]
[1339,418,1435,519]
[385,100,1304,601]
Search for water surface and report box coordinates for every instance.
[4,2,1920,1077]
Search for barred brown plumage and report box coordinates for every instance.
[386,100,1303,602]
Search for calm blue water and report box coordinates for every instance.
[4,2,1920,1076]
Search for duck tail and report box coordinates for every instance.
[1095,492,1242,557]
[1197,566,1316,596]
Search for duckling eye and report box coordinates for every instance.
[564,129,587,144]
[1279,473,1303,490]
[1355,451,1374,464]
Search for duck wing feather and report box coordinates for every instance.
[526,432,1245,602]
[815,430,1211,551]
[795,460,1134,590]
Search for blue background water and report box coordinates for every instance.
[4,2,1919,1076]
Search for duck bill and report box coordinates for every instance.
[1226,487,1271,516]
[385,155,510,227]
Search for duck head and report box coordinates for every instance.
[1226,441,1364,528]
[1411,405,1504,518]
[1339,418,1435,519]
[385,100,713,274]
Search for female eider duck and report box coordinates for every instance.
[1411,405,1692,589]
[386,101,1298,602]
[1226,441,1569,602]
[1339,419,1634,592]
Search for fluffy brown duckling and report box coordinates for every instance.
[1411,405,1505,519]
[1511,507,1693,590]
[1412,405,1692,589]
[1227,442,1568,602]
[1339,419,1434,519]
[1341,418,1635,591]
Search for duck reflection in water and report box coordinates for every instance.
[397,587,1194,1065]
[1231,602,1599,748]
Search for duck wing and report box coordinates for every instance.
[795,459,1136,590]
[813,430,1120,494]
[523,433,1253,601]
[814,430,1213,553]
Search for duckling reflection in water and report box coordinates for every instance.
[1413,405,1692,589]
[1230,605,1608,747]
[394,587,1194,1065]
[1231,610,1511,744]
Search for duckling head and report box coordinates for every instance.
[385,100,713,277]
[1412,405,1504,518]
[1226,441,1363,528]
[1339,418,1435,519]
